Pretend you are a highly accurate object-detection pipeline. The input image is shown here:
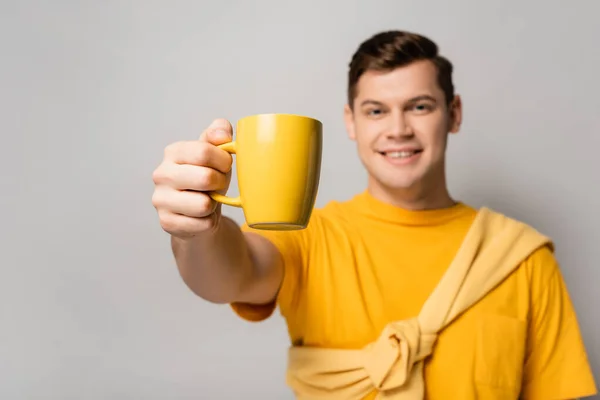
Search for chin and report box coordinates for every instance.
[371,174,423,192]
[384,181,421,192]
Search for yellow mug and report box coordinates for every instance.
[208,113,322,230]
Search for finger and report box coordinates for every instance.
[161,163,229,191]
[158,209,219,236]
[158,190,217,218]
[199,118,233,146]
[164,141,232,174]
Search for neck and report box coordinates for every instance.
[367,176,456,211]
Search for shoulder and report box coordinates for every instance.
[477,206,552,246]
[478,207,550,241]
[520,242,561,296]
[478,206,558,287]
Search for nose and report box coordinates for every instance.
[386,110,413,139]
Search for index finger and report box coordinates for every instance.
[165,141,233,174]
[199,118,233,146]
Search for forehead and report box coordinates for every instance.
[355,60,443,103]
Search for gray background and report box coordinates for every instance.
[1,0,598,399]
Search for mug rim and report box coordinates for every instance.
[239,112,322,124]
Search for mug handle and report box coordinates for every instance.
[208,141,242,208]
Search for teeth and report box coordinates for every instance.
[387,151,417,158]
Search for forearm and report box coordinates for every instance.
[171,216,253,303]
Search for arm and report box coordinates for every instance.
[172,215,283,305]
[152,118,284,308]
[520,247,597,399]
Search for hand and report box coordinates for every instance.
[152,118,234,238]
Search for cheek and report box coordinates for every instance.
[352,127,378,162]
[352,123,370,146]
[413,116,447,150]
[355,120,382,143]
[355,136,372,156]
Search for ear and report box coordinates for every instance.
[448,94,462,134]
[344,103,356,140]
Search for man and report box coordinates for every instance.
[151,30,597,399]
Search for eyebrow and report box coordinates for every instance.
[360,95,437,107]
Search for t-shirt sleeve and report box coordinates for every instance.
[520,247,598,399]
[229,221,311,323]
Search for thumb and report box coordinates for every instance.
[199,118,233,145]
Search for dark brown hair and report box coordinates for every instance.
[347,30,455,108]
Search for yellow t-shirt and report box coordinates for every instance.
[231,191,597,399]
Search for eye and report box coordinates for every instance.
[411,103,434,114]
[366,108,385,117]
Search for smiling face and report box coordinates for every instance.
[344,59,462,206]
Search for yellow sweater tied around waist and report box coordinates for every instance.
[286,207,552,400]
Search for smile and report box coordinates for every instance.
[377,149,423,165]
[380,150,422,159]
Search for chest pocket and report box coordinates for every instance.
[474,314,527,399]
